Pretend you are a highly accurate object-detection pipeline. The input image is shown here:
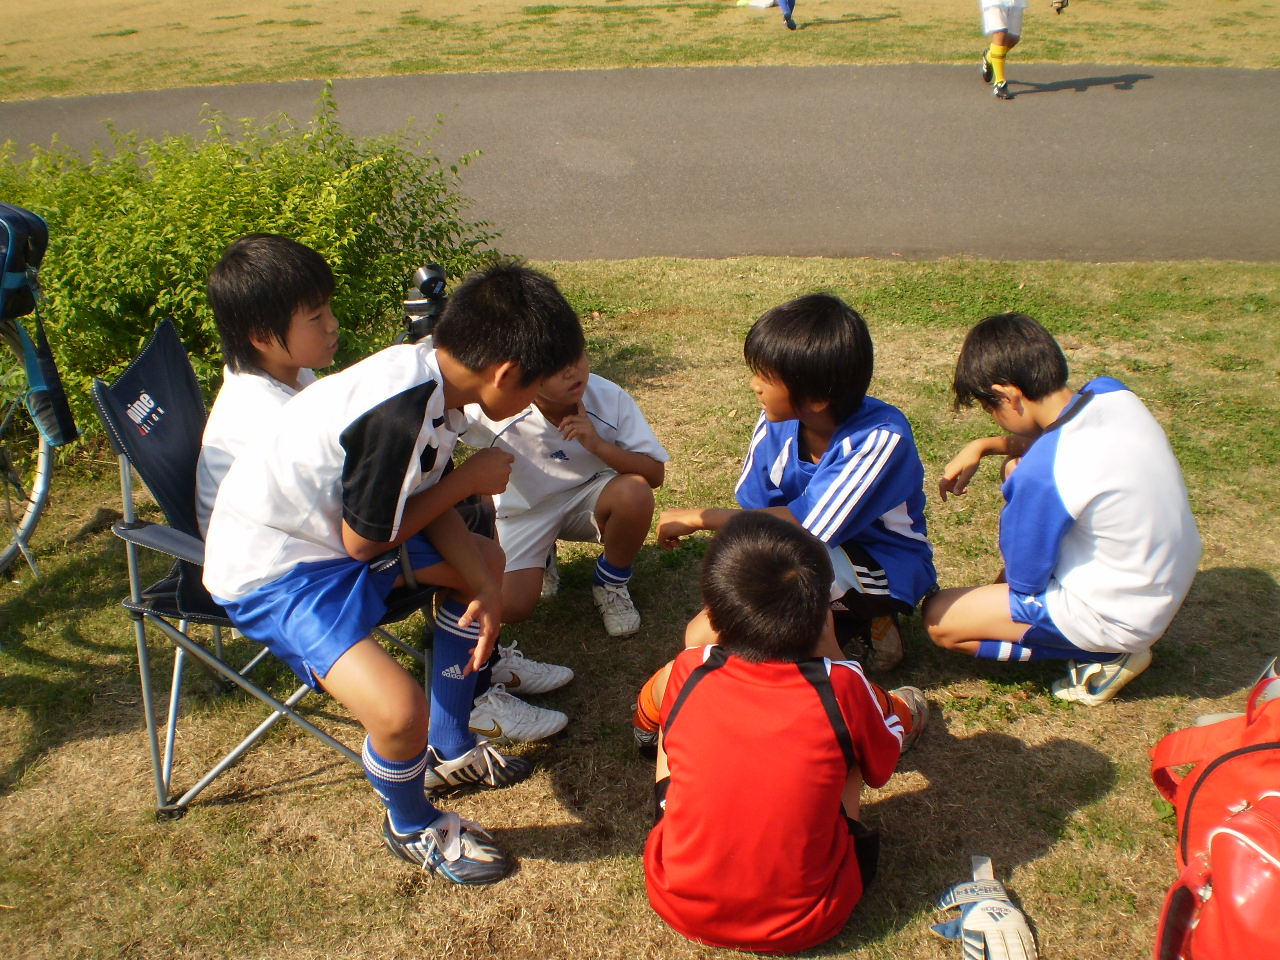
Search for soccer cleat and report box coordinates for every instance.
[382,811,510,885]
[1051,649,1152,706]
[593,583,641,637]
[634,724,659,760]
[1052,0,1068,12]
[890,685,929,752]
[993,81,1012,100]
[783,14,796,30]
[981,51,993,84]
[423,737,534,791]
[866,615,904,672]
[540,549,560,599]
[469,684,569,742]
[490,642,574,695]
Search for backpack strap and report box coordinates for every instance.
[1150,715,1249,802]
[797,659,857,770]
[661,645,729,739]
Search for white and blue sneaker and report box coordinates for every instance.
[1051,649,1152,706]
[382,811,510,885]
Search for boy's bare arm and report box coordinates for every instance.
[656,505,797,549]
[558,405,665,488]
[341,447,514,561]
[938,435,1031,501]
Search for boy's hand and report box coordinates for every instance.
[558,404,600,453]
[456,447,515,496]
[456,585,503,673]
[938,440,988,501]
[656,509,701,550]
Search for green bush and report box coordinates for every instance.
[0,84,499,429]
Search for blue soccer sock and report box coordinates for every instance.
[361,737,439,836]
[429,597,482,761]
[976,640,1115,663]
[593,555,632,588]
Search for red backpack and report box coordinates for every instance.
[1149,671,1280,960]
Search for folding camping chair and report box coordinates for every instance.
[92,320,434,819]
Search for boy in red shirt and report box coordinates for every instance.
[643,513,928,953]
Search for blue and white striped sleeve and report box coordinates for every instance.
[734,414,784,509]
[789,427,912,543]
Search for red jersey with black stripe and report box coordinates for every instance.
[644,645,905,953]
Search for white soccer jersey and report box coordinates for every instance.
[461,373,668,517]
[195,364,316,536]
[1001,377,1201,652]
[203,344,465,601]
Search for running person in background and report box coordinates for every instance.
[980,0,1070,100]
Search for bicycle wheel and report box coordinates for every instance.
[0,331,53,577]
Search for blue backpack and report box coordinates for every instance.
[0,203,78,447]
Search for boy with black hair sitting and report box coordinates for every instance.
[643,512,927,954]
[198,236,568,744]
[203,261,586,884]
[655,293,936,672]
[195,234,338,536]
[923,312,1201,705]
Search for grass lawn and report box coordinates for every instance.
[2,257,1277,959]
[2,0,1278,100]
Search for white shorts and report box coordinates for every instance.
[982,5,1024,35]
[497,471,615,572]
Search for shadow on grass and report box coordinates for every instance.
[1140,566,1280,702]
[0,535,141,795]
[1007,72,1155,97]
[828,729,1113,951]
[798,13,900,30]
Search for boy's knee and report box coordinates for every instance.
[365,693,429,745]
[605,473,656,519]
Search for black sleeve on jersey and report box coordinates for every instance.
[339,380,438,542]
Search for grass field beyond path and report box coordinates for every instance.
[3,0,1278,100]
[2,257,1277,960]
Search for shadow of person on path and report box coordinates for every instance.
[1008,72,1155,97]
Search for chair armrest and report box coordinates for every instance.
[112,520,206,564]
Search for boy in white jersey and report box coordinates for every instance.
[203,262,586,883]
[923,312,1201,705]
[463,351,668,637]
[195,234,338,535]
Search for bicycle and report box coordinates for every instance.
[1,203,78,578]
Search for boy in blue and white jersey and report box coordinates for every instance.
[657,294,936,673]
[923,312,1201,705]
[203,262,586,884]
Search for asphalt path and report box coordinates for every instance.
[2,65,1277,261]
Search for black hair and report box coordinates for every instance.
[743,293,874,422]
[207,234,335,373]
[951,312,1069,409]
[701,512,833,664]
[432,260,586,386]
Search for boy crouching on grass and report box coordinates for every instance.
[462,348,667,639]
[655,293,936,672]
[643,512,927,954]
[203,262,585,884]
[923,312,1201,705]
